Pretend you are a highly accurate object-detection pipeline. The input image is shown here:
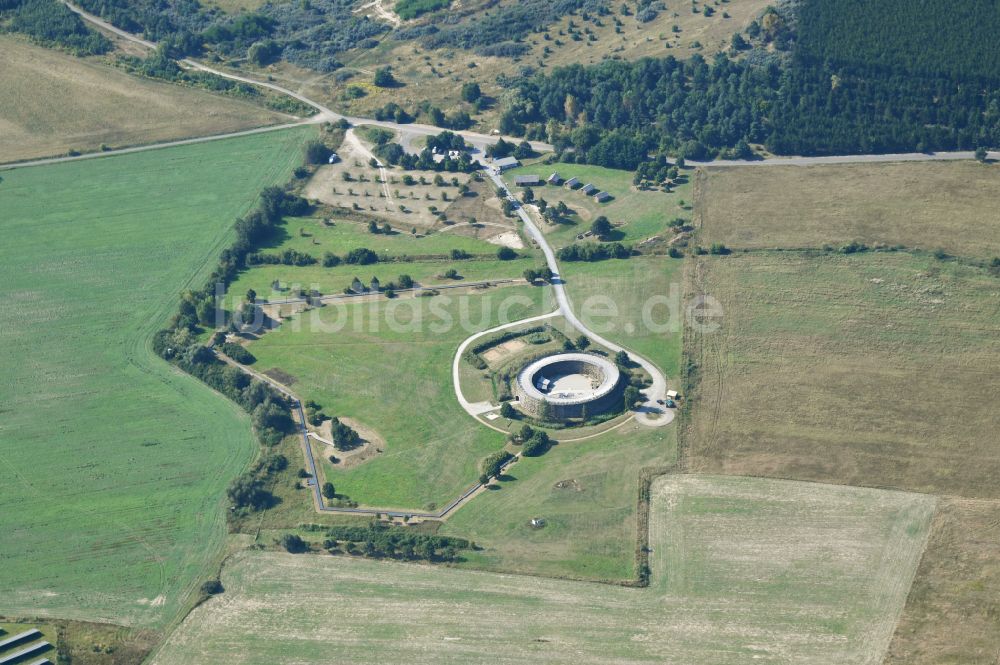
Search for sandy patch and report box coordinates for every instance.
[318,417,385,470]
[486,231,524,249]
[481,338,528,365]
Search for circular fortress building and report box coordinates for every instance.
[514,353,623,421]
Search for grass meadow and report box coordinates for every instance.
[696,161,1000,258]
[0,35,286,164]
[227,256,538,301]
[245,286,548,511]
[685,251,1000,499]
[150,474,934,665]
[506,161,692,249]
[271,214,514,258]
[438,257,686,581]
[0,126,313,627]
[441,423,674,582]
[560,255,686,380]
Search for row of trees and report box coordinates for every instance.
[556,242,631,262]
[323,523,471,562]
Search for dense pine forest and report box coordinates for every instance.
[506,0,1000,164]
[797,0,1000,82]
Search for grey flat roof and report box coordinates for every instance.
[493,156,519,167]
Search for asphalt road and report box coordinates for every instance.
[486,170,674,427]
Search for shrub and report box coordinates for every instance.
[373,66,396,87]
[521,431,551,457]
[345,247,378,264]
[221,342,256,364]
[497,246,518,260]
[280,534,308,553]
[305,140,332,165]
[500,402,516,419]
[480,450,513,481]
[623,385,641,408]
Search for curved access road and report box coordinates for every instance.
[485,171,674,427]
[452,310,562,433]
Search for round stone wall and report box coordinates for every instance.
[514,352,623,421]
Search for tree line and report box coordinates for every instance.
[3,0,111,54]
[496,4,1000,166]
[323,523,472,562]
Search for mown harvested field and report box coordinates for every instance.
[0,127,312,627]
[150,474,934,665]
[885,498,1000,665]
[696,161,1000,258]
[0,35,285,163]
[685,252,1000,499]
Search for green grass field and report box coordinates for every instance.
[228,256,538,301]
[560,256,686,380]
[150,474,935,665]
[268,215,516,258]
[505,161,692,249]
[0,126,313,627]
[441,422,674,582]
[245,286,547,511]
[437,257,687,580]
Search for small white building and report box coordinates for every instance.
[666,390,680,400]
[328,153,340,164]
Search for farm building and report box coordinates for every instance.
[513,175,540,186]
[547,172,563,184]
[493,156,520,171]
[594,191,612,202]
[564,177,581,189]
[581,183,598,195]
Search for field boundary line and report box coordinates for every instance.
[0,122,307,170]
